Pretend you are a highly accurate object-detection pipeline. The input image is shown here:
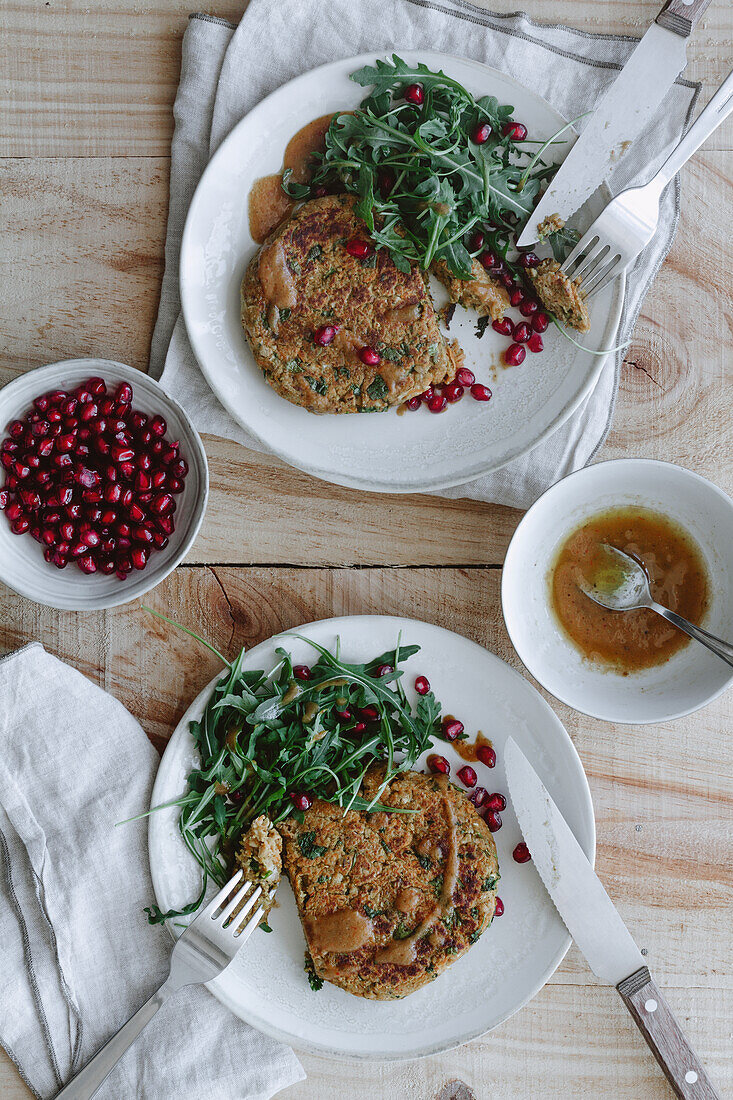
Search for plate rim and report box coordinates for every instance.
[179,49,625,495]
[148,612,596,1060]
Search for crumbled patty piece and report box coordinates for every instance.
[537,213,565,240]
[241,195,455,413]
[528,258,590,332]
[236,814,282,920]
[278,766,500,1000]
[432,257,509,321]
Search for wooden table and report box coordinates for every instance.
[1,1,731,1097]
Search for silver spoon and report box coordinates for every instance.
[576,543,733,669]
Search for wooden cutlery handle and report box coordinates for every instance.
[656,0,713,36]
[617,968,720,1099]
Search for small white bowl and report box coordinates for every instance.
[502,459,733,723]
[0,359,208,610]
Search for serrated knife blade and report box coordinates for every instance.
[504,737,721,1099]
[517,0,712,248]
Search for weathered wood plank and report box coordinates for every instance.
[1,0,730,157]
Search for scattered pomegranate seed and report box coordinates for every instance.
[414,675,430,695]
[404,83,424,105]
[292,665,311,681]
[428,394,447,413]
[493,896,504,916]
[405,396,422,411]
[427,754,450,775]
[360,705,380,722]
[504,343,526,366]
[442,718,464,741]
[358,346,381,366]
[373,663,393,677]
[534,311,550,333]
[352,721,366,733]
[470,384,492,402]
[443,382,464,403]
[477,746,496,771]
[527,333,544,353]
[290,792,313,812]
[420,386,434,403]
[334,708,352,722]
[468,231,484,252]
[492,317,514,337]
[314,324,338,346]
[513,842,531,863]
[485,792,506,811]
[503,121,527,141]
[509,288,525,307]
[485,810,502,832]
[457,765,477,788]
[519,252,540,268]
[500,272,514,289]
[472,122,491,144]
[479,250,497,270]
[519,298,538,318]
[513,322,532,344]
[469,786,488,808]
[456,367,475,387]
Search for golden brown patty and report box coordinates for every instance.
[278,766,500,1000]
[240,195,454,413]
[528,258,590,332]
[432,257,509,321]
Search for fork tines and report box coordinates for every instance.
[561,233,623,299]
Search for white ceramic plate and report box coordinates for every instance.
[0,359,209,610]
[149,614,595,1060]
[502,459,733,723]
[180,51,624,494]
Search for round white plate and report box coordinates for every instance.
[180,50,624,495]
[149,614,595,1060]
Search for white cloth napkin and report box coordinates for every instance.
[150,0,699,508]
[0,644,304,1100]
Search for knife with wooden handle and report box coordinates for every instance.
[517,0,715,248]
[504,738,721,1099]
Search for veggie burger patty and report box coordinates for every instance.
[240,194,458,413]
[278,765,500,999]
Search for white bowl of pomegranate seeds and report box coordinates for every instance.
[502,459,733,723]
[0,359,208,609]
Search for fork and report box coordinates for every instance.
[561,67,733,299]
[55,870,268,1100]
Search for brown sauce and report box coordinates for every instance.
[550,506,709,672]
[375,778,459,966]
[305,908,374,954]
[302,701,319,724]
[257,239,297,312]
[394,887,422,913]
[454,731,492,763]
[248,113,337,243]
[281,681,300,705]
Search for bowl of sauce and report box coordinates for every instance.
[502,460,733,723]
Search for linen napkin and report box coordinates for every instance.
[150,0,700,509]
[0,644,304,1100]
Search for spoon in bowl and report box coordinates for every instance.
[576,543,733,669]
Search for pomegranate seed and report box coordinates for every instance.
[378,169,395,196]
[74,553,96,574]
[289,792,313,812]
[47,409,62,423]
[84,528,101,548]
[519,299,538,318]
[457,765,477,788]
[131,547,148,569]
[172,459,188,478]
[152,532,168,550]
[352,721,366,733]
[0,490,8,510]
[509,288,525,307]
[56,433,77,453]
[59,521,74,541]
[527,332,544,353]
[76,467,100,489]
[129,502,146,523]
[33,395,50,412]
[470,787,488,808]
[135,471,151,492]
[115,382,133,405]
[69,540,87,558]
[8,421,25,439]
[519,251,540,268]
[477,745,496,768]
[420,386,434,403]
[373,663,393,677]
[501,272,514,289]
[345,238,373,258]
[532,311,549,333]
[504,343,526,366]
[5,502,22,521]
[152,470,167,489]
[493,896,504,916]
[485,792,506,811]
[513,842,531,863]
[513,322,531,344]
[13,461,30,480]
[472,121,491,144]
[405,396,421,411]
[492,316,514,337]
[427,754,450,776]
[443,382,464,403]
[156,514,174,535]
[31,419,50,437]
[119,462,136,481]
[480,250,496,270]
[468,230,485,252]
[76,389,93,405]
[132,525,153,544]
[358,346,380,366]
[334,709,352,722]
[151,493,174,515]
[314,324,338,346]
[130,411,147,431]
[428,394,447,413]
[456,367,475,387]
[111,443,135,463]
[79,401,98,422]
[293,665,312,681]
[100,397,115,416]
[99,557,116,575]
[167,477,185,494]
[19,489,40,511]
[485,810,502,832]
[149,414,166,437]
[404,82,424,105]
[470,384,492,402]
[442,718,464,741]
[414,675,430,695]
[160,446,178,466]
[0,453,13,471]
[503,121,527,140]
[87,377,106,395]
[360,705,380,722]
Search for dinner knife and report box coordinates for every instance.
[516,0,714,248]
[504,738,721,1099]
